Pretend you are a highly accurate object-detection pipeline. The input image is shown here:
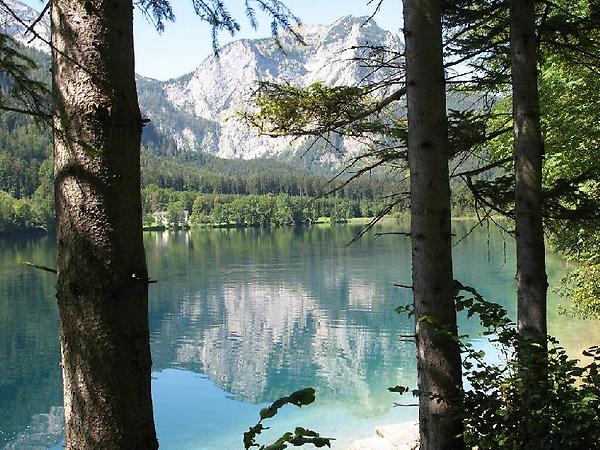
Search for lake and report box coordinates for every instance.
[1,222,598,449]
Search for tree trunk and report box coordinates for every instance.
[510,0,548,445]
[510,0,548,347]
[51,0,158,448]
[403,1,463,448]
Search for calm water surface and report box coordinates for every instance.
[1,222,598,449]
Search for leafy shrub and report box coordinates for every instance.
[243,388,332,450]
[455,282,600,450]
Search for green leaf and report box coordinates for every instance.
[388,385,410,395]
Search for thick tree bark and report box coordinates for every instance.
[403,1,463,449]
[51,0,158,448]
[510,0,548,347]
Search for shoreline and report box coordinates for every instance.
[0,226,48,238]
[1,215,496,237]
[142,214,490,231]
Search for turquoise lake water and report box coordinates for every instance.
[1,222,598,449]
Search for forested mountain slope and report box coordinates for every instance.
[0,1,406,231]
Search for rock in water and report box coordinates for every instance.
[347,422,419,450]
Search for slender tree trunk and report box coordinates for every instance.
[510,0,548,347]
[51,0,158,448]
[403,1,463,448]
[510,0,548,445]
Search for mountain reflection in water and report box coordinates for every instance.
[1,223,596,449]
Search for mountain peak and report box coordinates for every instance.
[139,16,402,160]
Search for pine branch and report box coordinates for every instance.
[0,104,51,119]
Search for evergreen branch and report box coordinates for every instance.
[462,174,514,219]
[253,85,407,138]
[0,0,99,83]
[452,156,512,178]
[0,104,51,119]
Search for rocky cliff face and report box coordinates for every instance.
[1,2,403,162]
[140,16,403,160]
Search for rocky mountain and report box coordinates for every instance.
[141,17,403,161]
[0,0,49,53]
[1,1,403,163]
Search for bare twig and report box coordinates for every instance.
[22,261,57,274]
[375,231,411,238]
[24,1,50,40]
[452,154,512,179]
[363,0,385,25]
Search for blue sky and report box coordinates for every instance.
[22,0,401,80]
[133,0,401,80]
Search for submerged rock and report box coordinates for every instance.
[347,422,419,450]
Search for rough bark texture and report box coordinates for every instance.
[403,1,464,449]
[51,0,158,448]
[510,0,548,346]
[510,1,549,444]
